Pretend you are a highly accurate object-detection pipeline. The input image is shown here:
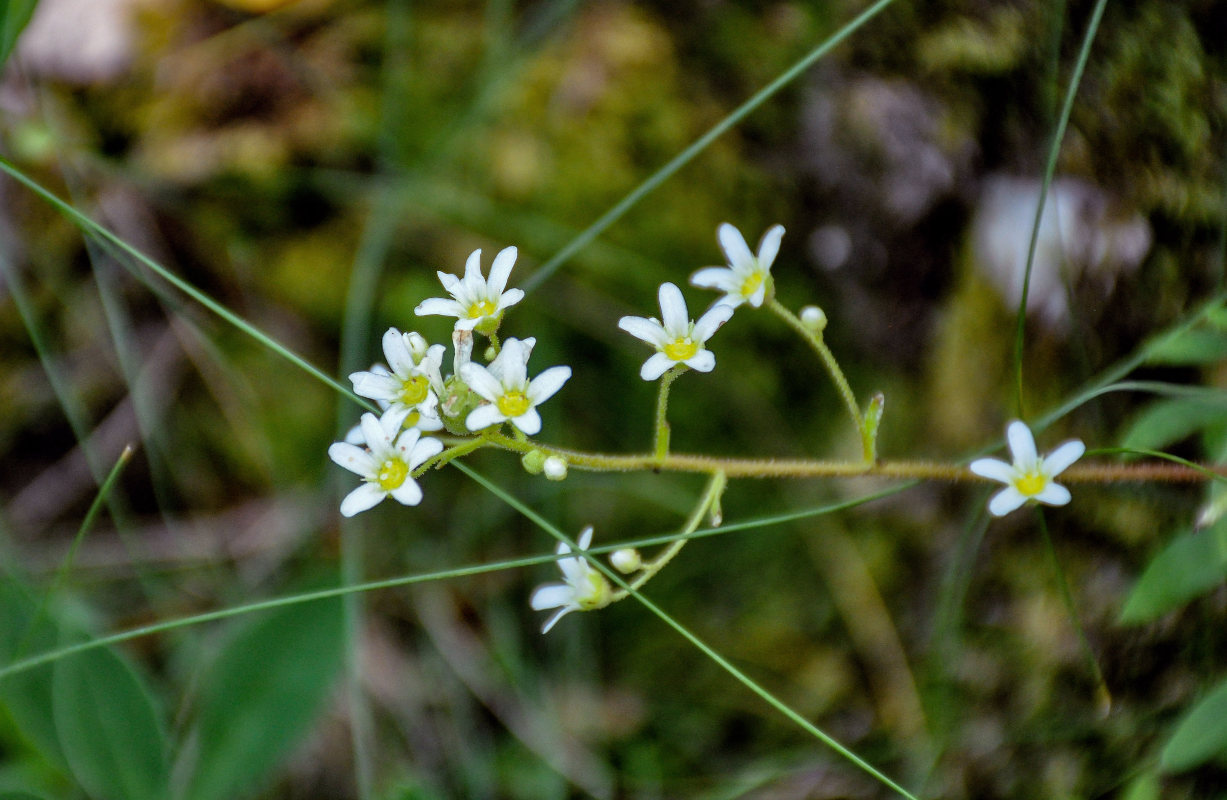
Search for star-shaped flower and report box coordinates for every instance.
[530,526,612,634]
[459,337,571,435]
[328,406,444,517]
[348,328,446,429]
[691,222,785,309]
[617,282,734,381]
[969,420,1085,517]
[414,246,525,333]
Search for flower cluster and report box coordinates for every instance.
[330,247,571,514]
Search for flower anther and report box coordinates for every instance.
[969,420,1085,517]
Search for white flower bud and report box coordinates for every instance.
[610,548,642,574]
[543,456,568,481]
[800,305,827,332]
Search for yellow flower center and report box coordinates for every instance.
[576,570,611,610]
[497,390,531,418]
[740,270,764,298]
[664,338,698,361]
[467,299,497,319]
[1013,471,1047,497]
[398,374,430,406]
[375,458,409,491]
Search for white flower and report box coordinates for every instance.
[617,282,734,381]
[348,328,446,430]
[328,406,444,517]
[543,456,568,481]
[691,223,785,309]
[530,526,612,633]
[414,246,525,332]
[969,420,1085,517]
[459,337,571,435]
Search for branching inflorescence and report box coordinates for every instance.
[328,222,1215,634]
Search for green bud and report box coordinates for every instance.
[521,449,547,474]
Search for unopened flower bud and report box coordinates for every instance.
[543,456,568,481]
[484,344,498,362]
[610,548,642,574]
[521,449,546,474]
[800,305,827,332]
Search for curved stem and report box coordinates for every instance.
[609,471,727,603]
[768,300,867,459]
[654,364,685,461]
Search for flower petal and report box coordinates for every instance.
[692,303,734,341]
[756,224,785,268]
[340,483,386,517]
[407,435,444,469]
[1033,482,1072,507]
[527,366,571,405]
[618,316,671,347]
[383,328,415,376]
[577,526,594,549]
[415,297,465,318]
[511,409,542,435]
[1006,420,1038,469]
[657,282,689,334]
[1043,440,1086,476]
[466,404,507,431]
[684,350,716,373]
[487,246,517,295]
[350,372,401,402]
[328,442,376,476]
[359,413,387,452]
[530,583,573,610]
[498,287,525,310]
[459,363,506,403]
[539,606,572,634]
[969,457,1015,483]
[389,479,424,507]
[461,248,484,282]
[987,487,1027,517]
[496,338,529,388]
[379,406,412,440]
[640,353,675,381]
[690,266,737,292]
[717,222,755,270]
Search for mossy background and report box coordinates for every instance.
[1,0,1226,798]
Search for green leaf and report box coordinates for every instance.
[52,645,169,800]
[1121,398,1227,452]
[0,585,65,768]
[1162,676,1227,771]
[1120,770,1161,800]
[181,592,345,800]
[1145,328,1227,366]
[1119,524,1227,624]
[0,0,38,69]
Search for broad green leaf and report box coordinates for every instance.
[1121,397,1227,452]
[52,645,169,800]
[1119,525,1227,624]
[1162,676,1227,771]
[181,592,345,800]
[1120,770,1160,800]
[0,585,64,768]
[0,0,37,70]
[1145,328,1227,366]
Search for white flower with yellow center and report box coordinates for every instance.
[530,526,612,634]
[459,337,571,435]
[618,282,734,381]
[349,328,446,430]
[328,406,444,517]
[414,246,525,333]
[969,420,1085,517]
[691,222,785,309]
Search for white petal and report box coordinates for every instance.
[988,487,1027,517]
[359,413,387,451]
[717,223,755,270]
[487,246,518,295]
[1043,440,1086,476]
[453,316,480,331]
[329,442,376,476]
[383,328,415,376]
[530,583,573,610]
[684,350,716,373]
[577,526,594,549]
[496,339,528,387]
[389,479,424,506]
[340,483,386,517]
[969,457,1015,483]
[408,435,444,469]
[461,249,484,282]
[1033,483,1072,507]
[415,297,465,318]
[692,303,734,342]
[1006,420,1038,469]
[640,353,675,381]
[459,363,505,403]
[466,404,506,431]
[498,287,525,310]
[511,409,542,435]
[350,372,400,402]
[391,426,421,459]
[657,282,689,334]
[539,606,572,634]
[379,406,412,440]
[690,266,737,292]
[756,224,785,268]
[528,366,571,405]
[619,316,671,347]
